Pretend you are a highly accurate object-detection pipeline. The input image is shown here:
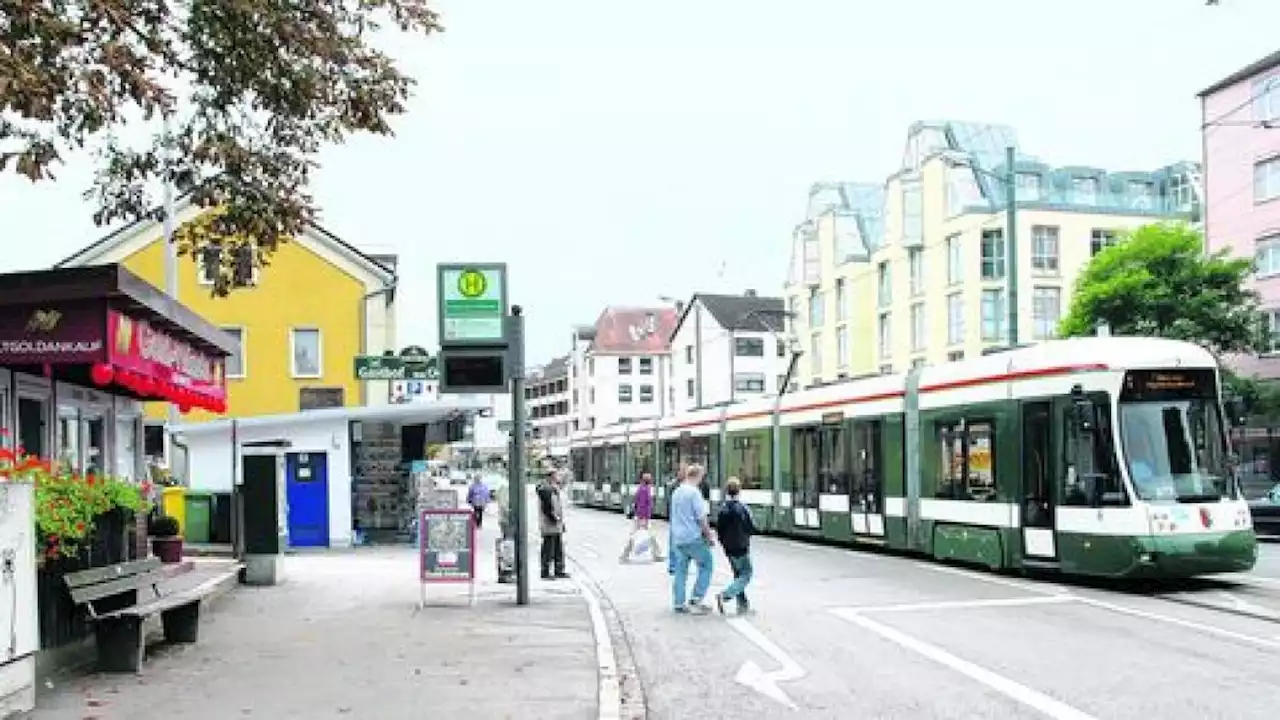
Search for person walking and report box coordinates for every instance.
[669,464,715,613]
[619,472,664,562]
[466,474,490,529]
[536,470,569,580]
[666,472,683,575]
[713,477,757,615]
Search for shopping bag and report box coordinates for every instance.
[629,530,653,562]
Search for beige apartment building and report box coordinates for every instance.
[783,120,1202,387]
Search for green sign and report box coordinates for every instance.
[438,263,507,345]
[354,355,438,381]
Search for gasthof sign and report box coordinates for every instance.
[437,263,507,345]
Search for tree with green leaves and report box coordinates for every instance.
[1,0,440,293]
[1058,222,1267,355]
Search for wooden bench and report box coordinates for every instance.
[63,557,214,673]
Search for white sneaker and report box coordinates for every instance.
[686,600,711,614]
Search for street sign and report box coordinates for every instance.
[437,263,508,346]
[354,355,438,381]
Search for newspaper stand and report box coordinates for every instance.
[416,485,477,608]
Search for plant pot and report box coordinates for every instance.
[152,536,184,563]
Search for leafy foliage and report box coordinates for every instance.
[1,0,440,294]
[1058,222,1267,355]
[1222,370,1280,422]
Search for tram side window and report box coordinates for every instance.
[660,440,680,480]
[571,449,589,484]
[590,449,606,488]
[790,427,821,507]
[603,445,623,484]
[850,421,883,513]
[632,442,655,477]
[684,436,719,486]
[726,430,770,490]
[935,420,997,502]
[1060,400,1126,507]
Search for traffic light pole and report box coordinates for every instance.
[506,307,530,606]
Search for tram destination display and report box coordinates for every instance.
[418,509,476,583]
[1121,368,1216,402]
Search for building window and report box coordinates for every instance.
[908,248,923,296]
[618,357,632,374]
[836,326,849,368]
[947,293,964,345]
[197,242,259,287]
[809,288,825,326]
[947,350,965,362]
[878,313,891,360]
[910,303,925,351]
[734,373,766,393]
[686,378,695,398]
[835,279,847,321]
[1267,310,1280,353]
[1255,157,1280,203]
[1016,173,1041,201]
[809,332,822,375]
[290,328,322,378]
[638,357,653,374]
[877,262,891,307]
[735,337,764,357]
[776,374,787,392]
[776,338,787,357]
[222,327,245,378]
[1031,226,1060,275]
[1253,75,1280,124]
[588,358,595,375]
[1032,287,1061,340]
[1071,176,1098,205]
[618,385,633,403]
[980,229,1005,280]
[1090,229,1118,257]
[879,364,892,375]
[981,290,1004,342]
[685,346,694,364]
[639,384,654,403]
[946,234,962,285]
[1258,235,1280,278]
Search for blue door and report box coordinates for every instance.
[286,452,330,547]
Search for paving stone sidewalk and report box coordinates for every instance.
[29,517,600,720]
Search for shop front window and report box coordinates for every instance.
[115,416,139,481]
[18,397,47,459]
[83,413,105,476]
[57,405,80,471]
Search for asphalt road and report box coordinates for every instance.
[563,507,1280,720]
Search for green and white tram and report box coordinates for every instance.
[568,337,1259,579]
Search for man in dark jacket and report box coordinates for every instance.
[713,477,756,615]
[536,471,569,579]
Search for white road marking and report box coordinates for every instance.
[574,575,623,720]
[726,617,806,710]
[835,595,1078,615]
[1217,591,1280,618]
[916,561,1071,596]
[1073,596,1280,651]
[833,610,1100,720]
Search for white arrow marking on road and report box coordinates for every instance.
[726,617,806,710]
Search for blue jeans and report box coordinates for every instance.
[667,526,678,574]
[722,553,753,605]
[673,539,714,608]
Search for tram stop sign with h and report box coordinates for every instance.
[437,263,508,346]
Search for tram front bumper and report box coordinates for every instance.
[1137,530,1258,577]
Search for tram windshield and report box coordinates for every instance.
[1118,369,1236,503]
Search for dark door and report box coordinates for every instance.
[1020,401,1056,559]
[286,452,330,548]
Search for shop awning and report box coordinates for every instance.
[171,398,493,438]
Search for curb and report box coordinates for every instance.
[569,554,648,720]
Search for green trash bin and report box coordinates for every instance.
[184,491,213,544]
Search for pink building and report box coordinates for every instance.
[1201,50,1280,378]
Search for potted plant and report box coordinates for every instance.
[149,514,183,563]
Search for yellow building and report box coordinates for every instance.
[56,194,398,423]
[784,120,1202,387]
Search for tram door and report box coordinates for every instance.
[1020,401,1057,558]
[789,426,822,530]
[850,419,886,538]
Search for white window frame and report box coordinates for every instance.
[980,229,1005,280]
[908,248,923,296]
[910,302,925,351]
[877,262,891,307]
[836,326,849,368]
[1255,156,1280,203]
[1267,310,1280,355]
[1253,75,1280,125]
[222,325,247,378]
[1032,286,1062,341]
[290,327,323,379]
[981,289,1005,342]
[946,293,964,346]
[1259,235,1280,279]
[835,279,847,322]
[877,312,891,360]
[1031,226,1060,275]
[946,234,962,285]
[618,384,633,403]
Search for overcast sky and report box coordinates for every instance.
[4,0,1279,363]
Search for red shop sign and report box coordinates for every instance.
[107,311,226,401]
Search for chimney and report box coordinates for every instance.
[744,289,757,297]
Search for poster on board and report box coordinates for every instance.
[418,509,475,583]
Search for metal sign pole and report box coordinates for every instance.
[507,307,529,605]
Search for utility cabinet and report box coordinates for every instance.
[0,483,38,717]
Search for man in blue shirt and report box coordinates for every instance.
[669,464,716,613]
